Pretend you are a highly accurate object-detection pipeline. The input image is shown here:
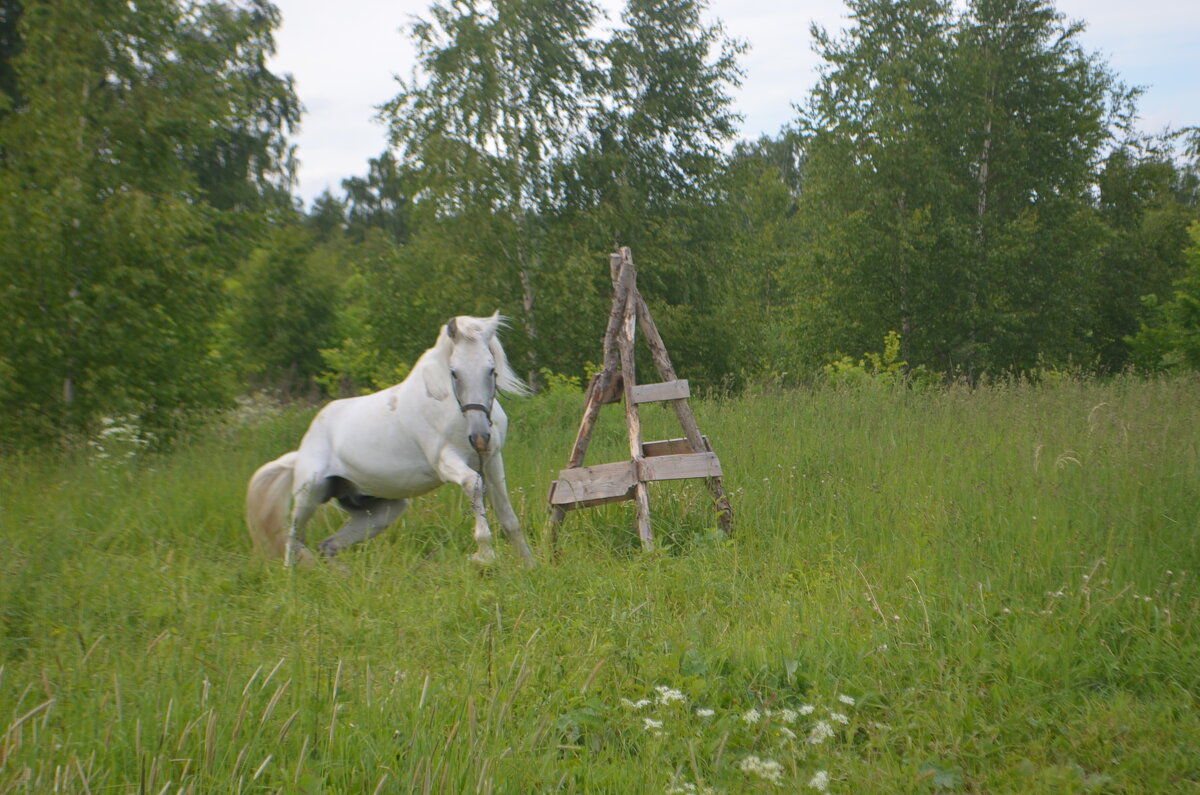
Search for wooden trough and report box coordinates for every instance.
[547,247,733,551]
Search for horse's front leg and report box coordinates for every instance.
[436,452,495,565]
[484,452,535,567]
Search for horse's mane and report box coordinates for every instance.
[425,313,530,397]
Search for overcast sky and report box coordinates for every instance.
[269,0,1200,206]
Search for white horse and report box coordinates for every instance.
[245,313,535,567]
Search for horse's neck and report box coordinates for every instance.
[400,346,451,402]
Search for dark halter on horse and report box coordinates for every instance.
[457,401,492,419]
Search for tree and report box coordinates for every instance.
[0,0,299,444]
[342,151,411,243]
[377,0,746,388]
[792,0,1127,376]
[1092,143,1196,370]
[568,0,744,212]
[380,0,601,381]
[793,0,957,370]
[1129,222,1200,370]
[226,226,341,391]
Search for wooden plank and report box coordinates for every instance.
[630,379,690,404]
[549,461,637,506]
[643,436,709,457]
[639,452,723,482]
[550,490,635,511]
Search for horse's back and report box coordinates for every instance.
[295,384,444,500]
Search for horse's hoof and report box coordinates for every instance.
[469,550,497,567]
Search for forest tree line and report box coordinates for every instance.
[2,0,1199,448]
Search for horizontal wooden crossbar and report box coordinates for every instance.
[549,460,636,506]
[630,379,689,404]
[638,452,722,482]
[549,451,722,509]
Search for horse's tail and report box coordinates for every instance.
[246,451,308,562]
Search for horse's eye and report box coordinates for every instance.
[450,370,458,380]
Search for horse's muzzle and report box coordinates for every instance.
[469,430,491,454]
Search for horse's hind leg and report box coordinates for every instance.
[318,499,409,558]
[286,480,328,567]
[485,452,535,567]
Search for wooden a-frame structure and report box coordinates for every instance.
[547,247,734,551]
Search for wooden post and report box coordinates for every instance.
[618,276,653,550]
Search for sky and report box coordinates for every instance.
[269,0,1200,206]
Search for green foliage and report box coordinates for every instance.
[1129,222,1200,370]
[226,225,341,392]
[792,0,1128,376]
[1092,145,1197,371]
[1,379,1198,790]
[824,330,915,388]
[377,0,745,386]
[0,0,298,446]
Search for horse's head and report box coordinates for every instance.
[443,313,527,454]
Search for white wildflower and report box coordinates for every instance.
[696,708,715,718]
[737,755,784,785]
[742,708,762,725]
[808,769,830,792]
[775,708,798,724]
[807,720,834,745]
[838,694,856,706]
[829,711,849,725]
[667,783,716,795]
[643,717,664,735]
[777,726,797,740]
[622,698,652,710]
[655,685,686,705]
[799,704,815,716]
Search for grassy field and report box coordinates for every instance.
[1,377,1198,793]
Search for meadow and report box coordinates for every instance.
[1,376,1198,793]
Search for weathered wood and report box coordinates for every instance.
[551,492,635,511]
[630,379,689,404]
[548,247,733,554]
[642,437,709,458]
[639,452,723,482]
[619,275,653,551]
[596,371,625,404]
[549,461,637,506]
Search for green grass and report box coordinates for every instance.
[1,377,1198,793]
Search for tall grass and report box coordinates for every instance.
[1,377,1197,792]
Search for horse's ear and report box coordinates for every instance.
[446,317,459,341]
